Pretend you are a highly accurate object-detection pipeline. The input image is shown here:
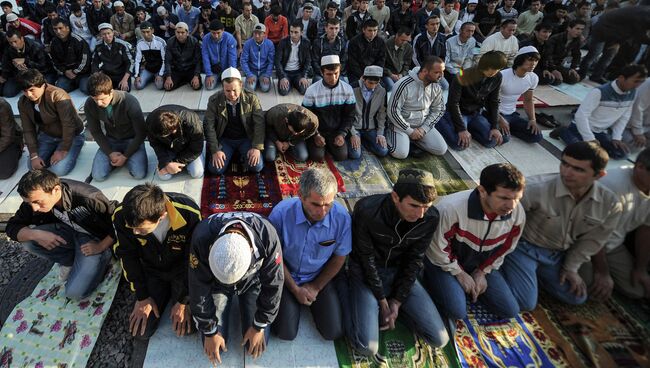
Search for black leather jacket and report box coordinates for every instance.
[350,193,439,303]
[6,180,117,242]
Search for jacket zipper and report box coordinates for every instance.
[385,219,425,268]
[479,218,495,253]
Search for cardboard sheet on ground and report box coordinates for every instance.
[245,309,339,368]
[143,298,245,368]
[551,82,594,103]
[447,143,509,183]
[542,130,634,170]
[0,148,29,205]
[0,261,121,368]
[159,84,202,110]
[129,87,166,113]
[88,143,158,202]
[535,85,581,106]
[494,137,560,176]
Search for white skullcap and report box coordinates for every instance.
[321,54,340,66]
[221,67,241,80]
[209,232,251,285]
[516,45,540,56]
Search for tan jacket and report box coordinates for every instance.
[521,174,623,273]
[18,84,84,155]
[111,13,136,43]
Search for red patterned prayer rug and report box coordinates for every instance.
[200,163,282,218]
[454,303,575,368]
[539,295,650,368]
[274,153,346,198]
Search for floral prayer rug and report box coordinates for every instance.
[333,149,393,198]
[274,153,345,198]
[454,303,574,368]
[0,261,120,368]
[613,292,650,334]
[539,296,650,367]
[334,321,461,368]
[379,155,469,196]
[200,163,282,218]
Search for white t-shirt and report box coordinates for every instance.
[498,68,539,115]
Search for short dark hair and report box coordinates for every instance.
[121,184,167,226]
[393,182,438,204]
[17,169,60,197]
[501,18,517,27]
[150,111,181,137]
[534,23,553,32]
[396,26,412,36]
[87,72,114,96]
[287,110,312,132]
[291,19,304,31]
[421,55,444,70]
[479,163,525,194]
[6,28,22,39]
[326,17,340,26]
[636,148,650,171]
[271,3,281,15]
[566,19,586,29]
[425,14,440,24]
[46,5,58,14]
[321,62,341,72]
[562,141,609,173]
[71,3,82,11]
[18,69,46,90]
[51,18,70,28]
[362,18,378,29]
[512,51,540,69]
[577,1,590,8]
[477,50,508,72]
[303,4,313,11]
[530,0,540,3]
[326,1,338,8]
[0,1,13,8]
[460,21,476,31]
[619,64,648,79]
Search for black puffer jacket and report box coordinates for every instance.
[350,193,439,303]
[164,35,202,77]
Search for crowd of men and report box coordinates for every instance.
[1,0,650,364]
[5,140,650,363]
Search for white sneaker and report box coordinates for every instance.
[58,265,72,281]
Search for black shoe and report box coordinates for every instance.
[536,113,559,128]
[589,76,608,85]
[409,146,427,158]
[549,127,563,140]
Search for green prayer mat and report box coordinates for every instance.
[379,155,469,195]
[0,261,121,368]
[334,150,393,198]
[334,321,460,368]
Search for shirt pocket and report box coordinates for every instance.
[580,215,605,233]
[310,239,336,260]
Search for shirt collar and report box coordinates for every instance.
[361,82,374,94]
[611,80,629,95]
[293,197,331,228]
[164,199,188,230]
[553,175,603,203]
[467,188,512,221]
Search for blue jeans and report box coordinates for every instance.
[55,74,90,94]
[501,112,543,143]
[382,76,396,92]
[158,154,205,180]
[423,259,521,320]
[21,223,112,299]
[558,122,627,159]
[206,137,264,175]
[348,130,389,158]
[263,138,308,162]
[29,131,85,176]
[91,138,148,181]
[207,280,271,344]
[135,70,164,90]
[244,72,271,93]
[435,111,510,151]
[278,70,307,96]
[501,239,588,309]
[344,262,449,356]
